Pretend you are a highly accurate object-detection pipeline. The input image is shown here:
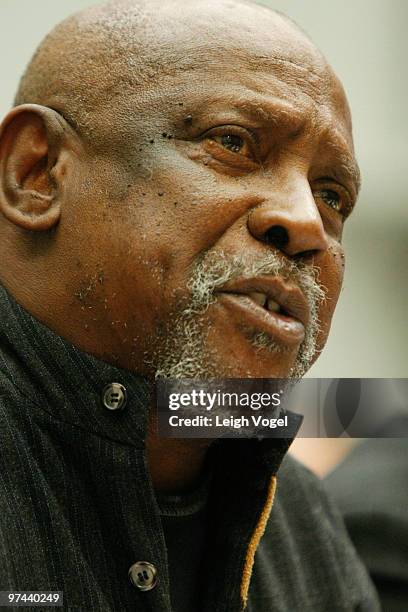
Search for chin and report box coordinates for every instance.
[212,353,299,379]
[199,331,301,379]
[153,306,308,380]
[201,305,306,378]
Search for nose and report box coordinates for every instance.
[247,184,329,258]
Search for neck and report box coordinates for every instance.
[146,423,212,494]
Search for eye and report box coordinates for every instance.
[213,134,246,154]
[314,183,353,218]
[318,188,342,211]
[202,126,257,163]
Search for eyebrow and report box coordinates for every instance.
[232,95,306,131]
[230,96,361,194]
[323,135,361,196]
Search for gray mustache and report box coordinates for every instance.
[187,251,325,313]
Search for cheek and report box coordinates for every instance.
[316,244,345,344]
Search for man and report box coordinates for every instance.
[0,0,379,610]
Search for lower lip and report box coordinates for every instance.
[216,293,305,346]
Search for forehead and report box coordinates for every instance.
[111,1,352,134]
[120,1,331,91]
[78,0,355,179]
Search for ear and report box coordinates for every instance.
[0,104,79,232]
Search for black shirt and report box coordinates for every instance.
[158,471,211,611]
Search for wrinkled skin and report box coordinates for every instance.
[0,0,359,489]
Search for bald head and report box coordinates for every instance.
[15,0,327,146]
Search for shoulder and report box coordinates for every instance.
[270,454,355,548]
[325,439,408,580]
[277,451,332,499]
[274,453,345,524]
[250,454,380,611]
[0,365,47,481]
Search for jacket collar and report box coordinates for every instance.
[0,282,152,448]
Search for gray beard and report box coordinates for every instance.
[153,250,326,380]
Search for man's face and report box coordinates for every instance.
[65,2,358,379]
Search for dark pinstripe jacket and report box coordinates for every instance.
[0,283,379,611]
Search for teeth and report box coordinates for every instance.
[267,298,281,313]
[248,292,282,313]
[249,292,267,307]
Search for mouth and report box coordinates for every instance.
[214,275,310,347]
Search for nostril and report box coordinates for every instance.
[263,225,289,250]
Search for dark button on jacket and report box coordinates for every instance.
[0,283,379,611]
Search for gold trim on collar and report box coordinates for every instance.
[240,475,277,609]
